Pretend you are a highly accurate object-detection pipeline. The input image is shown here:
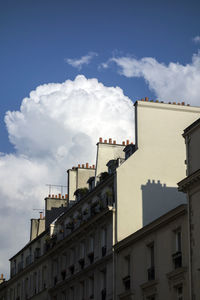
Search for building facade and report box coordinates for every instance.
[1,99,200,300]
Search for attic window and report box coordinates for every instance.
[123,144,135,160]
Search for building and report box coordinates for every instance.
[1,99,200,300]
[178,117,200,300]
[114,204,188,300]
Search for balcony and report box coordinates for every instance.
[172,251,182,269]
[123,275,130,290]
[147,266,155,281]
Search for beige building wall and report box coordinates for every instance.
[68,167,96,200]
[115,205,189,300]
[116,101,200,241]
[178,118,200,300]
[95,141,125,183]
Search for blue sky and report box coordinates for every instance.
[1,0,200,277]
[1,0,200,153]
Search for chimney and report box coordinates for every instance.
[65,194,68,199]
[78,164,80,168]
[181,102,185,105]
[40,212,43,219]
[92,164,95,169]
[48,194,51,198]
[86,162,89,168]
[126,139,129,145]
[58,193,61,199]
[0,274,4,284]
[122,141,125,145]
[99,137,103,143]
[141,98,144,101]
[145,97,149,101]
[52,194,54,198]
[113,140,116,144]
[82,164,85,168]
[109,138,112,144]
[104,139,107,143]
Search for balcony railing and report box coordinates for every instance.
[123,275,130,290]
[172,251,182,269]
[147,266,155,281]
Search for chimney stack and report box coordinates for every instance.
[99,137,103,143]
[86,162,89,168]
[109,138,112,144]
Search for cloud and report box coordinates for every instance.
[105,52,200,105]
[193,36,200,43]
[65,52,98,69]
[0,75,134,278]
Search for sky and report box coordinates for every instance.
[1,0,200,277]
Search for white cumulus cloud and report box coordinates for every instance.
[65,52,98,69]
[0,75,134,277]
[104,52,200,105]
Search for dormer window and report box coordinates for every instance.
[87,176,95,191]
[106,160,118,174]
[123,144,135,160]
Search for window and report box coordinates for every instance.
[123,255,131,290]
[89,276,94,299]
[172,229,182,269]
[80,280,85,300]
[101,228,107,257]
[101,269,106,300]
[147,243,155,281]
[176,285,183,300]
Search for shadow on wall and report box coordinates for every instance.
[141,179,186,226]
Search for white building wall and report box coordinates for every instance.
[116,101,200,241]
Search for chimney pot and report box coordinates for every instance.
[109,138,112,144]
[48,194,51,198]
[113,140,116,144]
[55,195,57,198]
[145,97,149,101]
[52,194,54,198]
[40,212,43,219]
[65,194,68,199]
[92,164,95,169]
[86,162,89,168]
[122,141,125,145]
[181,102,185,105]
[78,164,80,168]
[168,102,171,104]
[0,274,3,280]
[62,195,64,199]
[104,139,107,143]
[173,102,176,104]
[58,193,61,198]
[126,139,129,145]
[99,137,103,143]
[141,98,144,101]
[82,164,85,168]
